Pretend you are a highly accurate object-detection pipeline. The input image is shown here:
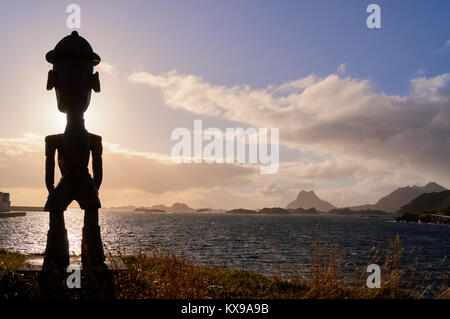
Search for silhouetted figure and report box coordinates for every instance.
[42,31,107,272]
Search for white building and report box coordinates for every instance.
[0,192,11,212]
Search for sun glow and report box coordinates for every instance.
[50,109,100,132]
[41,94,101,133]
[53,111,67,131]
[83,108,98,131]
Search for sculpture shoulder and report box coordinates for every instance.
[45,134,63,148]
[44,134,62,156]
[88,133,102,145]
[89,133,103,154]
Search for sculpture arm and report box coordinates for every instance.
[45,136,57,193]
[91,135,103,190]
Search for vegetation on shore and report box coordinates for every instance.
[329,208,390,216]
[395,190,450,224]
[0,236,448,299]
[395,212,450,224]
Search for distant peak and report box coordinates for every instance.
[299,190,315,194]
[425,182,438,186]
[424,182,447,191]
[171,202,189,207]
[403,182,445,191]
[288,189,335,212]
[297,190,316,197]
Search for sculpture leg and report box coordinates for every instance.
[81,209,107,270]
[81,209,114,298]
[43,210,70,270]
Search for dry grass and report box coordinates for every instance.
[114,249,307,299]
[113,235,448,299]
[0,235,448,299]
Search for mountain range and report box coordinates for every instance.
[348,182,447,213]
[112,182,448,215]
[286,182,447,214]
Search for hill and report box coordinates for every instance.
[226,208,259,214]
[288,207,320,214]
[137,202,195,213]
[286,190,335,212]
[259,207,290,214]
[397,190,450,215]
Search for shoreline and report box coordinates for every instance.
[1,238,448,299]
[395,212,450,225]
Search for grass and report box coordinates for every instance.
[0,248,25,278]
[0,235,448,299]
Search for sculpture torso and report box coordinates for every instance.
[45,128,102,179]
[60,127,90,176]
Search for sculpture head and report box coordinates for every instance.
[46,31,101,116]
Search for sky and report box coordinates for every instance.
[0,0,449,209]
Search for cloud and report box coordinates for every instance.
[0,133,43,156]
[0,135,256,206]
[290,181,316,191]
[103,144,256,193]
[0,134,45,190]
[128,69,450,186]
[412,68,426,77]
[257,183,286,197]
[410,74,450,100]
[433,39,450,55]
[270,75,318,94]
[293,159,368,180]
[97,61,119,77]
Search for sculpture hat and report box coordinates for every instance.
[46,31,101,66]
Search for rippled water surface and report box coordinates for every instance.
[1,210,449,277]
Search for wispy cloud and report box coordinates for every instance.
[97,61,119,77]
[412,68,426,78]
[433,39,450,55]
